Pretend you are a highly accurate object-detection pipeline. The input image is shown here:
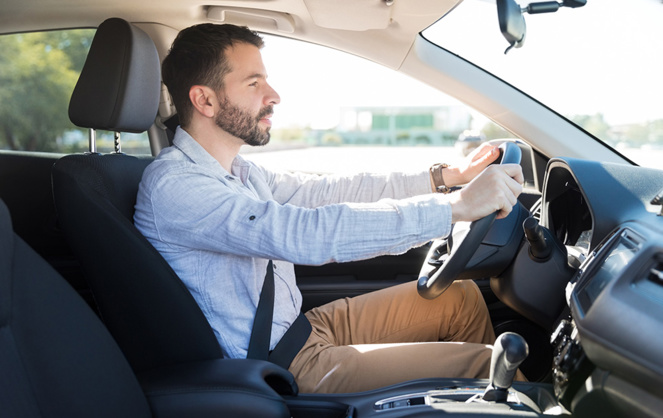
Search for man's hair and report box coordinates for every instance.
[162,24,264,128]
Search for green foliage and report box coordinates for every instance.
[571,113,663,147]
[0,29,94,151]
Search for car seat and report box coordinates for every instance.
[51,17,223,372]
[0,198,294,417]
[0,199,152,417]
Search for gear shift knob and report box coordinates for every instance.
[482,332,528,402]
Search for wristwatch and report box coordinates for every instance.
[430,163,454,194]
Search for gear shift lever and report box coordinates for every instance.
[482,332,529,402]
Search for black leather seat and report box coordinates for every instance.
[0,198,295,417]
[0,198,152,417]
[51,17,223,372]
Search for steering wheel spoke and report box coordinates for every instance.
[426,239,450,266]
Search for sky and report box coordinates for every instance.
[425,0,663,127]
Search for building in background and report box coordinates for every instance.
[314,105,473,146]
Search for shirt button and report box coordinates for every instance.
[249,215,256,220]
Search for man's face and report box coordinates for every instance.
[214,42,280,147]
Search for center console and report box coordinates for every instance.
[288,378,562,418]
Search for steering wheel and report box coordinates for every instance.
[417,141,522,299]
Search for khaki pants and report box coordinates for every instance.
[289,280,502,393]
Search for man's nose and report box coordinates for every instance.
[265,83,280,105]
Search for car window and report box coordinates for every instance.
[242,35,513,175]
[0,29,150,154]
[422,0,663,169]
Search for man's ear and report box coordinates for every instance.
[188,85,217,118]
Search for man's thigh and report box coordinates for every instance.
[290,337,493,393]
[305,280,494,346]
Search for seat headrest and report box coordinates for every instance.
[68,18,161,133]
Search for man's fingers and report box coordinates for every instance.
[501,163,525,185]
[496,185,519,219]
[491,164,524,201]
[471,146,500,170]
[450,163,524,223]
[506,175,523,199]
[468,142,493,160]
[493,166,522,219]
[496,208,510,219]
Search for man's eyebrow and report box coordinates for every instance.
[242,72,267,82]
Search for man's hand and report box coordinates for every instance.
[443,143,501,187]
[449,164,524,222]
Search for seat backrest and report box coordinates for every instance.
[0,199,152,418]
[52,17,222,372]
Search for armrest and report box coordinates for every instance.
[138,358,297,418]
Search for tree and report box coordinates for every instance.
[0,30,94,151]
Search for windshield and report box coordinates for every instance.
[423,0,663,168]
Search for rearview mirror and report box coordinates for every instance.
[497,0,587,54]
[497,0,526,54]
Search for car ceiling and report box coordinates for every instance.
[1,0,460,70]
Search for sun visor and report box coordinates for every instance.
[208,7,296,33]
[304,0,394,31]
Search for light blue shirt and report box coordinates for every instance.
[134,127,453,359]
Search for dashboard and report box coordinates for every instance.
[539,158,663,415]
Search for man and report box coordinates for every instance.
[134,23,524,393]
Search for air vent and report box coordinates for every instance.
[633,252,663,303]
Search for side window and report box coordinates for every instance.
[246,35,512,174]
[0,29,150,154]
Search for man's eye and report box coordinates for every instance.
[249,81,258,87]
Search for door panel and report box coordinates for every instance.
[295,245,429,311]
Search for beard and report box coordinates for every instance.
[214,95,272,147]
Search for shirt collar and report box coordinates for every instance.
[172,126,253,182]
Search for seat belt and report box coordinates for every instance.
[247,260,312,369]
[247,260,275,361]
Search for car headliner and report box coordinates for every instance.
[1,0,458,70]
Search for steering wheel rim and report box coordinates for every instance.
[417,141,522,299]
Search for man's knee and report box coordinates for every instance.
[439,280,483,309]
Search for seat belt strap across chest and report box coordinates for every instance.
[247,260,275,361]
[247,260,312,369]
